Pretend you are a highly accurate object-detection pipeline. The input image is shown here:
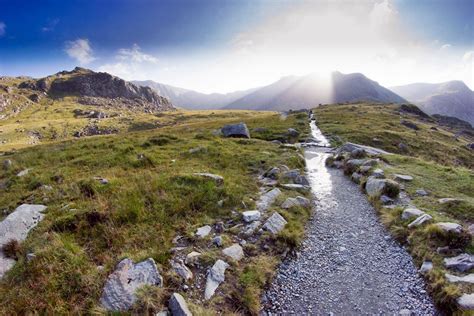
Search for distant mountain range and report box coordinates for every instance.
[391,81,474,126]
[136,71,406,111]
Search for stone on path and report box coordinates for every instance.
[192,173,224,186]
[436,222,463,235]
[401,207,425,220]
[394,174,413,182]
[222,244,244,261]
[457,293,474,310]
[242,210,261,223]
[444,254,474,272]
[445,273,474,284]
[100,258,163,311]
[221,123,250,139]
[204,260,229,300]
[281,196,311,209]
[169,293,193,316]
[262,212,287,235]
[257,188,281,211]
[195,225,211,238]
[407,214,432,228]
[0,204,47,278]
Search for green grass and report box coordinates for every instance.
[0,107,310,314]
[314,103,474,313]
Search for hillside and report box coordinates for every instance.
[391,81,474,126]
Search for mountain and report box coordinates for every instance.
[225,71,406,111]
[18,67,174,112]
[132,80,257,110]
[391,81,474,126]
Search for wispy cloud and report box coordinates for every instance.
[42,19,59,32]
[64,38,95,65]
[0,22,6,37]
[117,44,158,63]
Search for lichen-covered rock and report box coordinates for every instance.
[100,258,163,311]
[281,196,311,209]
[444,254,474,272]
[257,188,281,211]
[169,293,193,316]
[262,212,287,235]
[204,260,229,300]
[221,123,250,138]
[365,177,400,198]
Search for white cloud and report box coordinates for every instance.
[117,44,158,63]
[42,19,59,32]
[64,38,95,65]
[0,22,5,37]
[441,44,452,50]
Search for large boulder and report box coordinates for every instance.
[444,254,474,272]
[100,258,163,311]
[365,177,400,198]
[221,123,250,139]
[169,293,193,316]
[204,260,229,300]
[0,204,47,278]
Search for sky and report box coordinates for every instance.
[0,0,473,93]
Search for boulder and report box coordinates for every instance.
[256,188,281,211]
[445,273,474,284]
[394,174,413,182]
[281,196,311,209]
[222,244,244,261]
[242,210,261,223]
[0,204,47,278]
[401,208,425,220]
[192,173,224,186]
[436,222,463,235]
[444,254,474,272]
[204,260,229,300]
[169,293,193,316]
[457,293,474,310]
[350,148,366,158]
[262,212,287,235]
[195,225,212,238]
[170,260,193,280]
[281,169,300,181]
[365,177,400,198]
[359,166,372,174]
[185,251,201,265]
[221,123,250,139]
[100,258,163,311]
[419,261,433,275]
[280,184,311,192]
[407,214,432,228]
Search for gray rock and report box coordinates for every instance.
[2,159,12,170]
[415,189,428,196]
[287,128,300,138]
[185,251,201,265]
[445,273,474,284]
[457,293,474,310]
[401,120,419,130]
[365,177,400,198]
[359,165,372,174]
[221,123,250,139]
[394,174,413,182]
[362,159,378,167]
[257,188,281,211]
[419,261,433,275]
[372,168,385,178]
[100,258,163,311]
[280,184,311,192]
[242,210,261,223]
[281,169,300,181]
[444,254,474,272]
[222,244,244,261]
[171,260,193,280]
[337,142,391,155]
[195,225,212,238]
[436,222,463,234]
[294,175,310,186]
[242,220,261,236]
[351,172,362,184]
[263,212,287,235]
[401,208,425,220]
[407,214,432,228]
[438,198,463,204]
[16,168,30,177]
[350,148,366,158]
[26,253,36,262]
[192,173,224,186]
[380,195,394,205]
[264,167,280,180]
[469,224,474,236]
[0,204,47,278]
[169,293,192,316]
[281,196,311,209]
[212,235,223,247]
[204,260,229,300]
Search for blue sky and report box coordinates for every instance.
[0,0,473,92]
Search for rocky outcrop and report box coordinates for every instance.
[221,123,250,138]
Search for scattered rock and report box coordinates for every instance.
[262,212,287,235]
[204,260,229,300]
[221,123,250,139]
[281,196,311,209]
[192,173,224,186]
[372,168,384,178]
[100,258,163,311]
[365,177,400,199]
[222,244,244,261]
[185,251,201,265]
[257,188,281,211]
[171,260,193,281]
[16,169,30,177]
[445,273,474,284]
[401,120,419,130]
[359,165,372,174]
[195,225,212,238]
[419,261,433,275]
[264,167,280,180]
[401,208,425,220]
[436,222,463,235]
[2,159,11,170]
[242,210,261,223]
[214,221,225,233]
[444,254,474,272]
[294,175,310,186]
[438,198,463,204]
[415,189,428,196]
[337,142,391,155]
[287,128,300,138]
[380,195,394,205]
[407,214,432,228]
[350,148,366,159]
[457,293,474,310]
[169,293,193,316]
[242,220,261,236]
[212,235,223,247]
[394,174,413,182]
[280,184,310,192]
[351,172,362,184]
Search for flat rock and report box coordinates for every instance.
[394,174,413,182]
[169,293,193,316]
[16,169,30,177]
[170,260,193,280]
[257,188,281,211]
[281,196,311,209]
[222,244,244,261]
[185,251,201,265]
[195,225,212,238]
[100,258,163,311]
[280,184,311,192]
[262,212,287,235]
[436,222,463,234]
[444,254,474,272]
[221,123,250,139]
[337,142,391,155]
[438,198,463,204]
[365,177,399,198]
[192,173,224,186]
[0,204,47,278]
[204,260,229,300]
[242,210,261,223]
[401,208,425,220]
[415,189,428,196]
[457,293,474,310]
[445,273,474,284]
[407,214,432,228]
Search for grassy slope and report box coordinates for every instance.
[315,103,474,313]
[0,108,310,314]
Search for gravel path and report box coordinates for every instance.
[263,123,437,315]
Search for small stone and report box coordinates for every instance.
[214,221,225,233]
[445,273,474,284]
[242,210,261,223]
[281,196,311,209]
[171,260,193,281]
[351,172,362,184]
[280,184,310,192]
[192,173,224,186]
[262,212,287,235]
[407,214,432,228]
[204,260,229,300]
[419,261,433,275]
[195,225,212,238]
[401,208,425,220]
[222,244,244,261]
[169,293,192,316]
[257,188,281,211]
[372,169,384,178]
[438,198,463,204]
[380,195,394,205]
[436,222,463,235]
[16,169,30,177]
[2,159,12,170]
[457,293,474,310]
[415,189,428,196]
[185,251,201,265]
[212,235,223,247]
[394,174,413,182]
[26,253,36,262]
